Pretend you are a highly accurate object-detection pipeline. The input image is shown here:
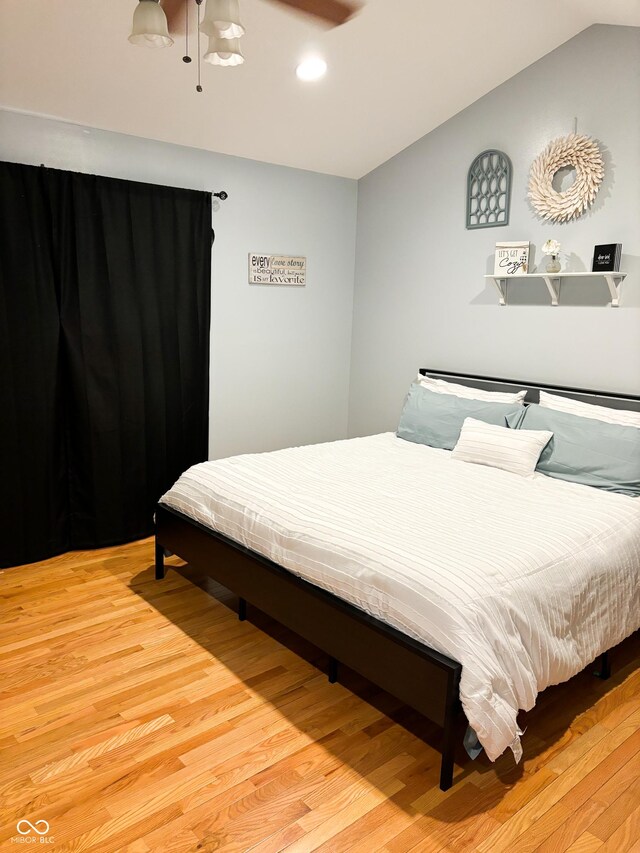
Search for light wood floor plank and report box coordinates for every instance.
[598,802,640,853]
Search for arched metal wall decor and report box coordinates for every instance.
[466,150,512,229]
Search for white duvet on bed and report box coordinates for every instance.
[160,433,640,761]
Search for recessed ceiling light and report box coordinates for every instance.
[296,57,327,82]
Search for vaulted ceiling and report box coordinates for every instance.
[0,0,638,178]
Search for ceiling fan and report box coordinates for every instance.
[163,0,357,31]
[129,0,358,90]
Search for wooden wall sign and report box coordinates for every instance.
[248,253,306,286]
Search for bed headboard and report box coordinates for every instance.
[419,369,640,413]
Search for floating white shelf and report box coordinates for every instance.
[484,271,627,307]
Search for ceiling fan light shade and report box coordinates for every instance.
[202,0,245,39]
[203,36,245,65]
[129,0,173,48]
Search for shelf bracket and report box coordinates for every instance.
[490,277,507,306]
[541,276,560,306]
[604,274,623,308]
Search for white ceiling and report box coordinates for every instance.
[0,0,638,178]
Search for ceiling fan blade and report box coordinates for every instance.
[162,0,189,33]
[267,0,357,26]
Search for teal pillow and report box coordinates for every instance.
[397,384,522,451]
[508,404,640,497]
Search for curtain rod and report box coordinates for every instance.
[35,163,228,201]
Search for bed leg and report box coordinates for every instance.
[328,657,339,684]
[439,714,456,791]
[439,667,461,791]
[155,540,165,580]
[594,651,611,680]
[238,598,247,621]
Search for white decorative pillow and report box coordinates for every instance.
[451,417,553,477]
[539,390,640,428]
[418,375,526,405]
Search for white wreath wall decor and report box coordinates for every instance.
[528,133,604,223]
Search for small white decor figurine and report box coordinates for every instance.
[541,239,562,273]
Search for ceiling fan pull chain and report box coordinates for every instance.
[196,0,203,91]
[183,0,192,62]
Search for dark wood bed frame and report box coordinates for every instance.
[155,370,640,790]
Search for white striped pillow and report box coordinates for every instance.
[418,375,526,405]
[539,390,640,428]
[451,418,553,477]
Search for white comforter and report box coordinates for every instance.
[160,433,640,761]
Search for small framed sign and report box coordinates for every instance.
[592,243,622,272]
[249,253,306,286]
[494,241,530,276]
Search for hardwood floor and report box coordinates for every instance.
[1,539,639,853]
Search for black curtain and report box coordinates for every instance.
[0,162,211,568]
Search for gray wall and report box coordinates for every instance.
[0,110,357,459]
[349,25,640,437]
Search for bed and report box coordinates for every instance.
[155,370,640,790]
